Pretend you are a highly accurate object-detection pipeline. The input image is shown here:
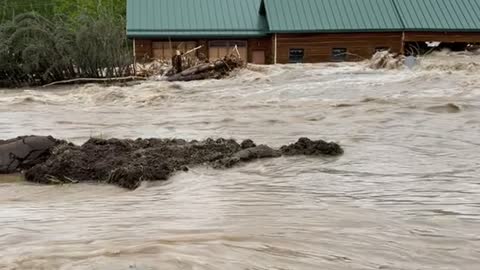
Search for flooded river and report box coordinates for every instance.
[1,51,480,269]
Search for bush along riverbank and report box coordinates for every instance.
[1,136,344,189]
[0,10,133,88]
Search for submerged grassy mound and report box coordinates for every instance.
[1,136,343,189]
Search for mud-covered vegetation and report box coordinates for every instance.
[1,136,344,189]
[0,0,131,87]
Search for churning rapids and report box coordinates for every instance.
[1,51,480,269]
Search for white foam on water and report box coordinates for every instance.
[1,51,480,269]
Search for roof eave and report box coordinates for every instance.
[127,31,268,39]
[403,29,480,32]
[268,29,405,33]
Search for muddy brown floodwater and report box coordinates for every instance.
[1,51,480,269]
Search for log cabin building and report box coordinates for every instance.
[127,0,480,64]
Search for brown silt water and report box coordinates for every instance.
[1,51,480,269]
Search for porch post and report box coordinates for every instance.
[274,33,278,64]
[133,38,137,75]
[400,32,405,55]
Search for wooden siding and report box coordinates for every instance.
[404,32,480,43]
[275,33,402,63]
[135,38,272,63]
[135,32,424,64]
[207,40,248,61]
[197,40,209,60]
[152,41,197,60]
[135,40,153,61]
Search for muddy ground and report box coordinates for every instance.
[1,136,343,189]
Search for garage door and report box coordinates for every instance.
[208,40,247,61]
[252,50,266,64]
[152,41,197,60]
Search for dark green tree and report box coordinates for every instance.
[0,6,132,87]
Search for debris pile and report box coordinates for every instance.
[135,59,171,77]
[167,54,245,82]
[369,50,405,69]
[0,136,343,189]
[136,45,246,81]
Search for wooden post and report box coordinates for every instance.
[274,33,278,64]
[133,38,137,76]
[169,37,173,62]
[184,45,204,56]
[400,32,405,55]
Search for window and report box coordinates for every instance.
[289,48,304,63]
[331,48,347,62]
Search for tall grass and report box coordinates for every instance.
[0,11,132,87]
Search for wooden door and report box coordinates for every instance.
[252,50,265,64]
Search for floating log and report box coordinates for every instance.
[179,63,215,76]
[42,76,147,88]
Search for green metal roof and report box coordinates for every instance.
[126,0,268,38]
[264,0,404,32]
[394,0,480,31]
[127,0,480,37]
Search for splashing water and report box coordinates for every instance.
[1,52,480,269]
